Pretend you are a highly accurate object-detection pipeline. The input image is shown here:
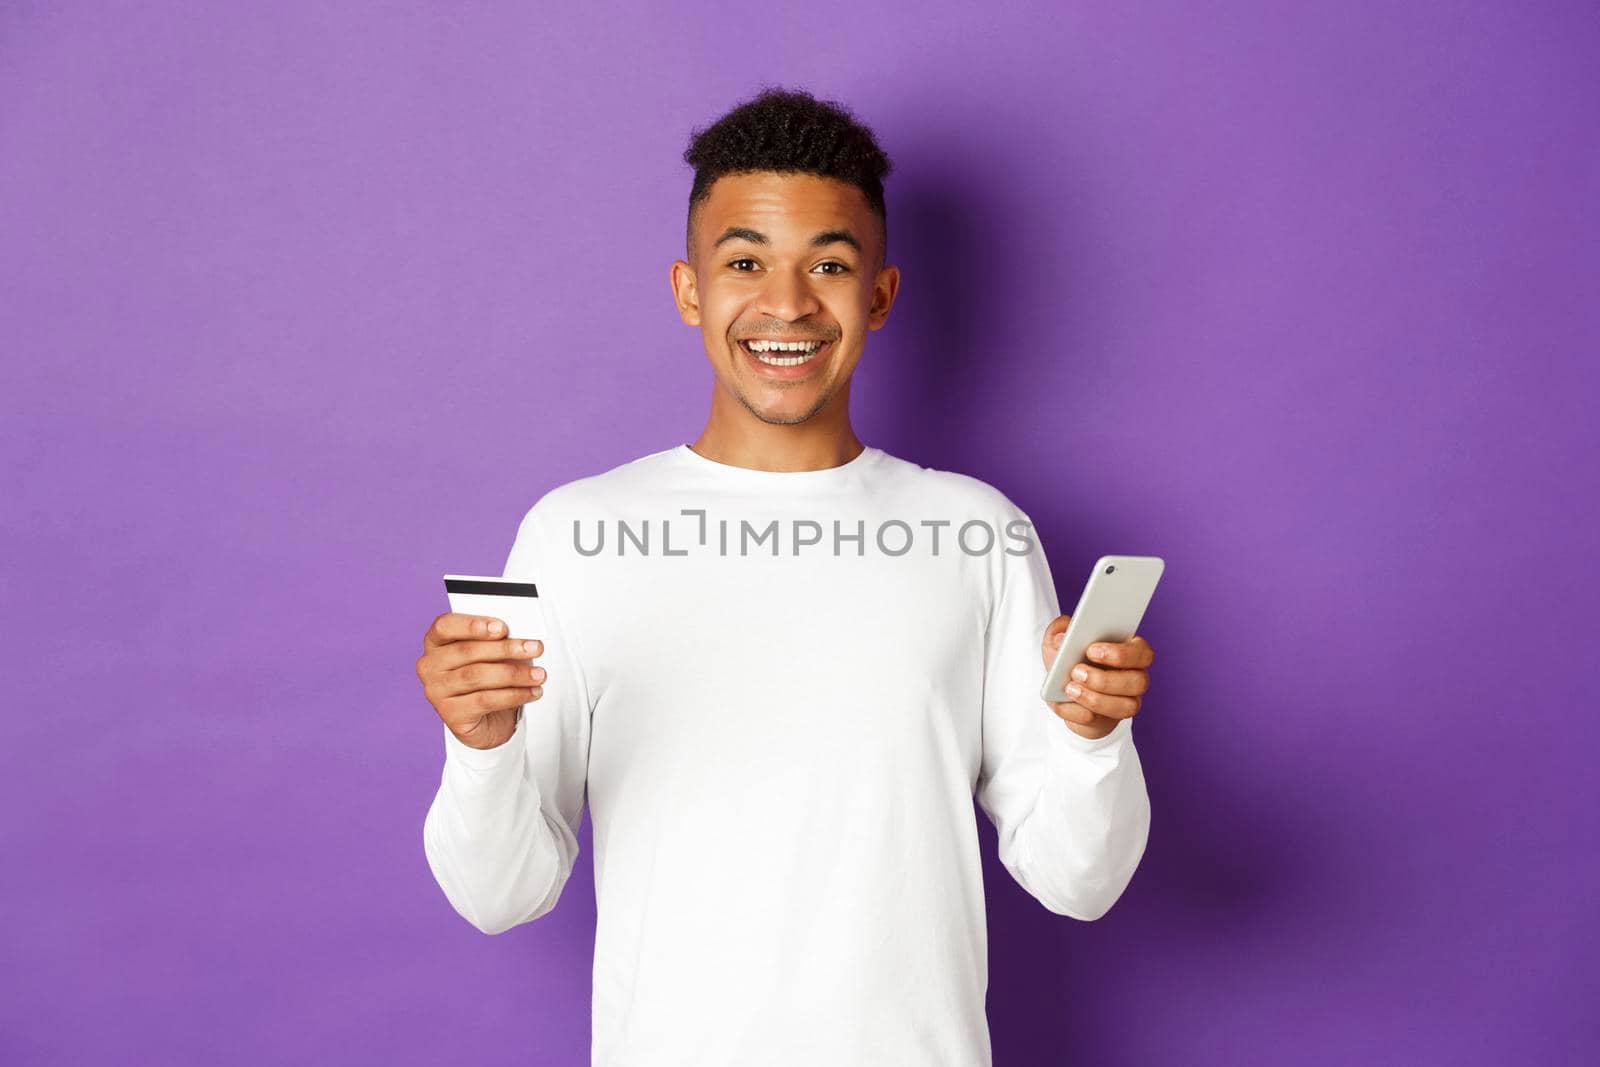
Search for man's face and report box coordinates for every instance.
[671,171,899,426]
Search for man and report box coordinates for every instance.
[415,86,1154,1066]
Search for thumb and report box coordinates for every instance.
[1041,614,1072,666]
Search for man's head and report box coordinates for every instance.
[671,87,900,428]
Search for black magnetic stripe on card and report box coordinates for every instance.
[445,578,539,597]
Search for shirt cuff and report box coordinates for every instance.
[441,709,528,773]
[1047,710,1133,756]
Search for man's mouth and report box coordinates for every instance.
[738,338,829,368]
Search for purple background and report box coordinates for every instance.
[3,2,1595,1064]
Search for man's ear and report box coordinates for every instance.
[867,263,900,330]
[670,260,701,326]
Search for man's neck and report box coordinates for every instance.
[689,419,865,474]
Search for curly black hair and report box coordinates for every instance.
[682,85,894,267]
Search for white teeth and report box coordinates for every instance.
[746,339,822,353]
[742,339,824,367]
[756,351,815,366]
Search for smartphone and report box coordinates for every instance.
[1039,555,1165,704]
[443,574,545,643]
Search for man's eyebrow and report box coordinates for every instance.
[712,227,862,254]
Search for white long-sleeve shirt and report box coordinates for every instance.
[423,444,1151,1066]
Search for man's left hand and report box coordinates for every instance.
[1040,616,1155,741]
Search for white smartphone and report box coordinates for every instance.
[1039,555,1165,704]
[443,574,545,643]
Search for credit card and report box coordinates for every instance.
[443,574,545,643]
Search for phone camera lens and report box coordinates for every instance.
[1105,564,1116,574]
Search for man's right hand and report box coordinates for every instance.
[417,612,546,750]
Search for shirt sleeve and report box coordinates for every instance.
[974,507,1152,921]
[422,498,594,935]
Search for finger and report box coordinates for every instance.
[1059,711,1120,738]
[1058,682,1141,720]
[1085,637,1154,670]
[438,686,543,730]
[1040,614,1073,667]
[437,656,548,700]
[425,612,512,649]
[1047,697,1097,725]
[440,637,544,671]
[1065,662,1150,697]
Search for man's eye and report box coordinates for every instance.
[727,259,849,274]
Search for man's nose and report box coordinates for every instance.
[755,268,822,322]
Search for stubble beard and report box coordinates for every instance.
[734,380,835,426]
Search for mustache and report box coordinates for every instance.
[735,326,836,342]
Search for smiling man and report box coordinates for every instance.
[416,86,1154,1066]
[682,171,876,457]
